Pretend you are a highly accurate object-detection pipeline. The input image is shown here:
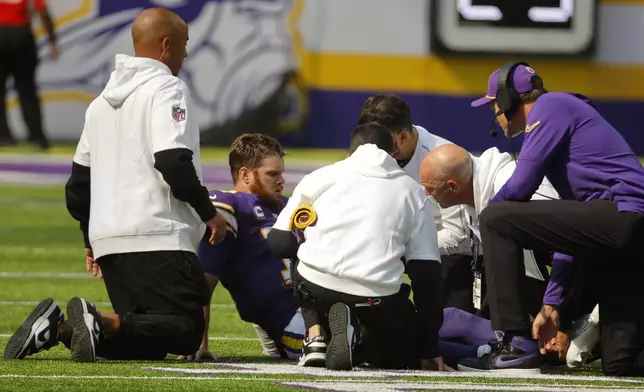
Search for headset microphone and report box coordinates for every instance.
[489,111,503,138]
[488,61,532,140]
[489,117,498,137]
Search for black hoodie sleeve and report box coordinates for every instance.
[153,148,216,222]
[65,162,91,248]
[266,228,300,260]
[406,259,443,359]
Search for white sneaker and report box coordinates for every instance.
[298,336,327,367]
[566,304,600,368]
[3,298,64,360]
[67,297,103,363]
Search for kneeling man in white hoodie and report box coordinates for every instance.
[419,144,601,369]
[267,122,450,372]
[3,9,229,364]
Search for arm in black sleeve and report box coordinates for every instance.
[406,259,443,359]
[153,148,216,222]
[267,228,300,260]
[65,162,91,248]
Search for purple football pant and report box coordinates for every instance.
[438,307,496,367]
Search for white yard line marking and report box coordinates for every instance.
[0,333,257,341]
[0,197,64,204]
[0,272,93,279]
[0,271,243,281]
[148,363,644,384]
[0,172,70,185]
[0,375,640,391]
[0,301,235,309]
[0,247,80,257]
[0,375,274,381]
[282,382,644,392]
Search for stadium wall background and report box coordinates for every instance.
[5,0,644,154]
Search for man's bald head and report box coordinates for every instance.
[131,8,188,76]
[420,144,474,208]
[421,144,472,184]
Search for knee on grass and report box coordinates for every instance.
[602,355,644,377]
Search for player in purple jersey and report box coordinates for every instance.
[177,133,304,362]
[463,62,644,376]
[176,132,501,368]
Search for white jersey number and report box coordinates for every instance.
[259,227,292,286]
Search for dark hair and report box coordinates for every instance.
[229,133,285,183]
[349,122,395,155]
[357,94,413,134]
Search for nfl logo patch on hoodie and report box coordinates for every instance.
[172,106,186,122]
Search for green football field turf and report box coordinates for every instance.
[1,147,644,391]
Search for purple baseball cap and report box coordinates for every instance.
[471,64,540,107]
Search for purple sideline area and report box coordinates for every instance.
[279,89,644,156]
[0,160,315,190]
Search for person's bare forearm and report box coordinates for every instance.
[201,301,210,349]
[39,8,57,46]
[202,274,219,350]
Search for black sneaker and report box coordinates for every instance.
[458,335,542,374]
[3,298,64,359]
[326,303,357,371]
[67,297,103,362]
[298,336,327,367]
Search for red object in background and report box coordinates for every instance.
[0,0,45,26]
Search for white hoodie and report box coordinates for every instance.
[274,144,441,297]
[73,54,204,259]
[469,148,559,280]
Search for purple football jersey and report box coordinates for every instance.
[491,92,644,214]
[197,190,298,341]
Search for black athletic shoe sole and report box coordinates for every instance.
[326,303,352,371]
[67,297,96,363]
[3,298,57,360]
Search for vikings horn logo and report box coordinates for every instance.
[289,205,317,244]
[291,205,317,230]
[17,0,306,141]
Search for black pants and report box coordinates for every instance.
[480,199,644,376]
[0,25,47,144]
[558,256,602,330]
[96,251,211,360]
[441,254,547,318]
[476,252,550,320]
[441,254,476,313]
[296,277,420,370]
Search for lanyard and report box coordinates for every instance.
[470,217,482,272]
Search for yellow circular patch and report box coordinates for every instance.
[290,205,317,231]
